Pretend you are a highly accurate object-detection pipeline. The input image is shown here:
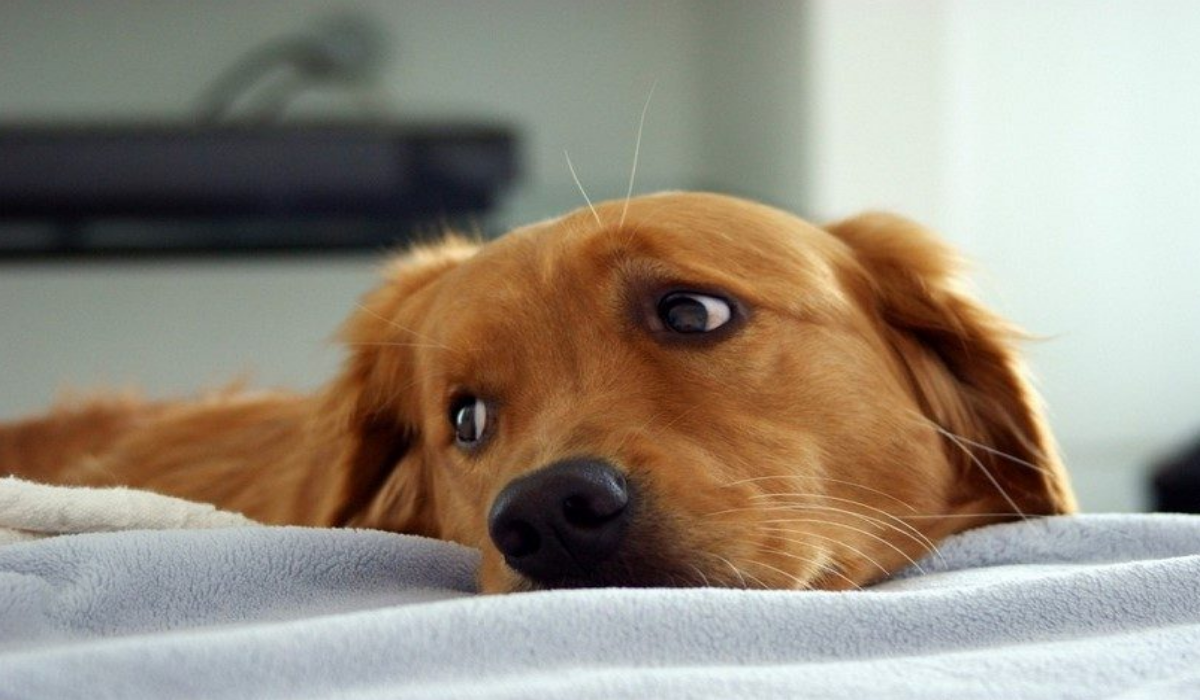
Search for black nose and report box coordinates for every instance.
[488,458,631,583]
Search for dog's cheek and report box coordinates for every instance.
[420,461,491,547]
[477,548,519,594]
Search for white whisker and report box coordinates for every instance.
[623,199,668,247]
[768,549,862,590]
[761,520,926,574]
[938,429,1027,519]
[344,342,454,351]
[354,304,456,354]
[707,552,753,589]
[606,404,701,457]
[711,496,942,564]
[619,80,657,229]
[768,530,890,578]
[383,368,446,406]
[932,426,1052,475]
[905,408,1051,489]
[728,474,917,512]
[753,493,939,558]
[896,513,1031,519]
[606,409,667,456]
[564,150,602,227]
[748,558,810,590]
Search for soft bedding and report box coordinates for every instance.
[1,479,1198,699]
[0,476,254,545]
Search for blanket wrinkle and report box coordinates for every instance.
[0,476,256,545]
[0,514,1198,699]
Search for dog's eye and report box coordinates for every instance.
[657,292,733,334]
[450,395,488,445]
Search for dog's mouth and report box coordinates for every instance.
[509,559,709,591]
[500,517,719,591]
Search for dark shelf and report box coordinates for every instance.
[0,122,518,257]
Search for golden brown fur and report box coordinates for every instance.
[0,192,1075,592]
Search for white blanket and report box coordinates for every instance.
[0,476,255,545]
[1,478,1198,699]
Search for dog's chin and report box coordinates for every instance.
[506,557,713,592]
[481,526,739,592]
[490,534,774,592]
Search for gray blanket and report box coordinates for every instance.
[2,514,1199,699]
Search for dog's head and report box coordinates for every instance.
[317,192,1075,593]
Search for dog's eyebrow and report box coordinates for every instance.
[618,254,730,287]
[615,255,760,306]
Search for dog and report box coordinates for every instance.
[0,192,1076,592]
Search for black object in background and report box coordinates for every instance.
[0,123,517,257]
[1151,437,1200,513]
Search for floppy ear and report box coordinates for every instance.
[826,213,1076,517]
[309,237,480,532]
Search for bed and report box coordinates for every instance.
[2,476,1198,699]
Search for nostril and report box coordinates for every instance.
[562,489,626,528]
[562,495,601,528]
[492,519,540,558]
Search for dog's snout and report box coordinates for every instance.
[487,458,630,583]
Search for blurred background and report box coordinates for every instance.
[1,1,1198,512]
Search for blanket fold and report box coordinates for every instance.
[0,476,255,545]
[1,512,1198,699]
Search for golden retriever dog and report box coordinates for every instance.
[0,192,1075,592]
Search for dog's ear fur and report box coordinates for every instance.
[310,237,480,531]
[827,213,1076,517]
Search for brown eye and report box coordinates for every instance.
[450,395,488,446]
[657,292,733,334]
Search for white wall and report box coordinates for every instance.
[803,1,950,221]
[803,0,1200,510]
[0,258,378,406]
[0,0,707,226]
[693,1,809,212]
